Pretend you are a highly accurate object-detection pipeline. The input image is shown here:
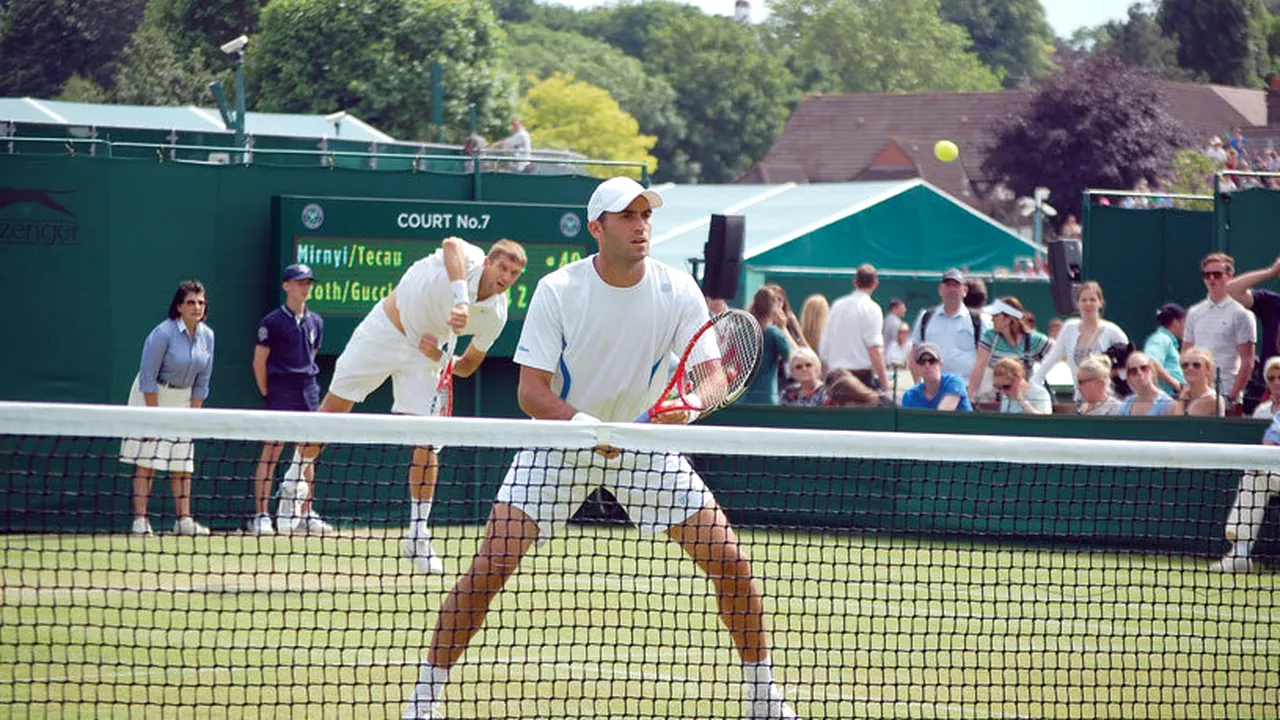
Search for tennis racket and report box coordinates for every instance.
[427,331,457,417]
[636,309,763,423]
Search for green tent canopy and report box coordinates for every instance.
[649,179,1039,277]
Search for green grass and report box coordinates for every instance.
[1,526,1278,719]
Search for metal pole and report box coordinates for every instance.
[234,53,247,163]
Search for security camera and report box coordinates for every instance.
[324,111,348,124]
[220,35,248,55]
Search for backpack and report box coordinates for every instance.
[919,307,982,349]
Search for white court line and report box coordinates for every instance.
[7,645,1036,719]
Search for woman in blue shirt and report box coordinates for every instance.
[119,280,215,536]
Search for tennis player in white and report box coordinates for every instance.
[404,177,799,719]
[280,237,526,576]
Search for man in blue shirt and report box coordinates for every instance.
[251,263,324,535]
[900,342,973,412]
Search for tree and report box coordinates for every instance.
[540,1,706,62]
[143,0,266,69]
[505,24,691,182]
[112,23,214,106]
[56,75,111,103]
[1158,0,1269,86]
[0,0,146,97]
[982,55,1191,222]
[519,73,657,179]
[939,0,1056,87]
[767,0,1003,94]
[248,0,516,142]
[1094,4,1186,79]
[644,14,797,182]
[1166,148,1221,210]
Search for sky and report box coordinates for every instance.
[541,0,1132,38]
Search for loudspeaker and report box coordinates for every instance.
[1047,239,1082,314]
[702,214,745,300]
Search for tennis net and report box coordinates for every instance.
[0,401,1277,718]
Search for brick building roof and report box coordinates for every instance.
[740,81,1266,200]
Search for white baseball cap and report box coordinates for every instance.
[587,177,664,222]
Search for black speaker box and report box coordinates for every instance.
[702,214,745,300]
[1047,239,1082,314]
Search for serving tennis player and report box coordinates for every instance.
[281,237,526,575]
[404,177,799,719]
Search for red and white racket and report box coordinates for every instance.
[428,331,457,417]
[636,309,763,423]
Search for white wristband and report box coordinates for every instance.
[450,279,469,306]
[571,412,599,423]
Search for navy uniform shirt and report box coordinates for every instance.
[256,306,323,377]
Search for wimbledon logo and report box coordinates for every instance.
[301,203,325,231]
[559,212,581,238]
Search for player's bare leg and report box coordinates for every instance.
[404,502,539,718]
[667,501,798,720]
[251,441,284,534]
[403,445,445,574]
[278,392,353,533]
[130,465,155,534]
[169,471,209,536]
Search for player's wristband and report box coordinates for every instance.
[450,280,469,306]
[571,412,599,423]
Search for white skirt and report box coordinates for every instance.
[119,375,195,473]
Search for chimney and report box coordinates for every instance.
[734,0,750,23]
[1268,75,1280,126]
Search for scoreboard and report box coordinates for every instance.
[275,196,592,354]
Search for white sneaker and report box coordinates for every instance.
[248,514,275,536]
[275,479,307,534]
[1209,555,1254,574]
[402,534,445,575]
[745,700,800,719]
[173,516,211,536]
[295,512,333,535]
[131,517,153,535]
[401,698,443,719]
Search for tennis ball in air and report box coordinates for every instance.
[934,140,959,163]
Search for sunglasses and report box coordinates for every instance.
[1181,361,1203,370]
[1201,271,1226,280]
[1268,374,1280,382]
[1077,375,1100,384]
[792,362,814,370]
[995,383,1015,393]
[1127,364,1150,373]
[917,357,939,366]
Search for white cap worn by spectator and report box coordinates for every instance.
[587,177,664,222]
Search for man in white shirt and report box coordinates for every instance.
[404,177,798,720]
[883,297,906,347]
[819,264,888,389]
[281,237,526,574]
[1185,252,1256,411]
[493,117,532,172]
[909,268,989,384]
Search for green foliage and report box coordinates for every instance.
[0,0,146,97]
[504,24,691,182]
[1158,0,1269,86]
[982,55,1191,222]
[519,73,657,180]
[112,22,214,106]
[540,1,706,62]
[645,14,797,182]
[248,0,516,142]
[938,0,1056,87]
[143,0,265,69]
[1167,148,1221,210]
[56,75,111,104]
[1095,3,1188,81]
[767,0,1003,94]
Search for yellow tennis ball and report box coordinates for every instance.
[934,140,959,163]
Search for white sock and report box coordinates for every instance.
[1230,540,1254,558]
[743,657,775,703]
[412,499,433,525]
[408,663,449,710]
[284,449,314,482]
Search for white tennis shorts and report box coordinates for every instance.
[119,375,195,473]
[329,304,442,416]
[494,448,713,543]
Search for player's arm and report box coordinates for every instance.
[1232,341,1256,401]
[517,366,576,420]
[252,345,270,397]
[1226,257,1280,309]
[452,346,487,378]
[441,237,470,332]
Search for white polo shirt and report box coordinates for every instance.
[1185,295,1256,394]
[513,256,712,422]
[910,304,988,382]
[396,240,507,352]
[819,290,884,372]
